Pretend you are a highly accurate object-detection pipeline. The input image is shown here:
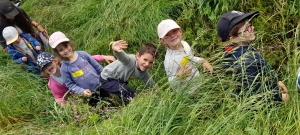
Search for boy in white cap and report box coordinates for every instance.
[157,19,213,88]
[0,0,48,51]
[217,10,289,101]
[2,26,42,73]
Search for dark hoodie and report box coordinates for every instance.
[223,45,281,100]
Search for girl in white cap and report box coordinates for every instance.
[37,52,116,106]
[48,31,115,106]
[157,19,213,88]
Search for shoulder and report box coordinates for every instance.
[181,40,190,46]
[77,51,90,56]
[128,54,136,61]
[181,40,192,50]
[20,33,32,38]
[7,46,17,52]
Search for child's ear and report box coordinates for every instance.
[136,52,140,59]
[160,38,165,44]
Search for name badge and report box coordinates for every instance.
[72,70,84,78]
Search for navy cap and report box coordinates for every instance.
[217,10,259,42]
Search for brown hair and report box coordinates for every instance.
[53,41,75,61]
[1,8,36,40]
[227,19,247,40]
[138,43,159,59]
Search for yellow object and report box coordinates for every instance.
[180,56,190,66]
[72,70,84,78]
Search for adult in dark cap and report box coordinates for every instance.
[217,10,289,102]
[0,0,48,51]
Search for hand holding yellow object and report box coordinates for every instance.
[177,56,192,81]
[180,56,190,66]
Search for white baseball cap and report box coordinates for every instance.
[157,19,180,38]
[2,26,19,45]
[49,31,70,48]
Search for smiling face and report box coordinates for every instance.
[55,43,74,60]
[161,28,183,49]
[136,52,155,71]
[43,61,59,75]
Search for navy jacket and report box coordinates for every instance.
[223,45,281,94]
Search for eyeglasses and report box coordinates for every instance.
[237,22,253,35]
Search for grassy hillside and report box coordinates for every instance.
[1,0,300,134]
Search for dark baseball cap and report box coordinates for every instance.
[37,52,54,70]
[217,10,259,42]
[0,0,20,19]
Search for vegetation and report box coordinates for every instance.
[0,0,299,134]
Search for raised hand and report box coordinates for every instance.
[112,40,128,53]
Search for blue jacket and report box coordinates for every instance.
[7,33,42,70]
[223,45,281,93]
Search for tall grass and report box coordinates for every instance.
[0,0,299,134]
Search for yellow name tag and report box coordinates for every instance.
[72,70,84,78]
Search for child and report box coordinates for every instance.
[49,31,111,106]
[217,10,289,101]
[37,52,116,106]
[100,40,158,104]
[0,0,48,51]
[2,26,42,73]
[157,19,213,87]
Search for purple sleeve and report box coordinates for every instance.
[60,63,85,94]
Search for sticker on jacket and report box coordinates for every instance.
[72,70,84,78]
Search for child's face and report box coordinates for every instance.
[136,52,155,71]
[161,28,182,48]
[235,21,255,41]
[56,43,74,59]
[43,61,59,75]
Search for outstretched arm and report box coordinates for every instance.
[92,55,116,64]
